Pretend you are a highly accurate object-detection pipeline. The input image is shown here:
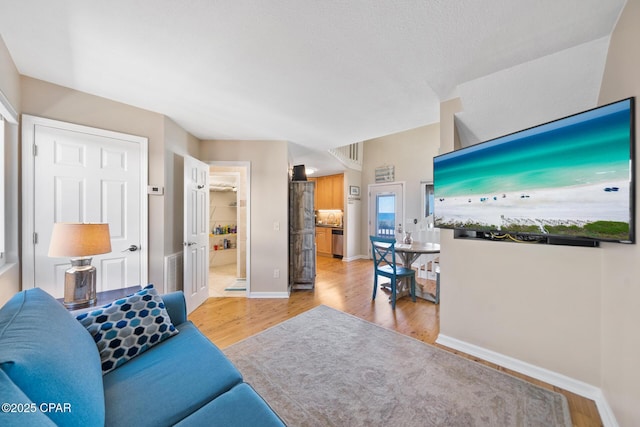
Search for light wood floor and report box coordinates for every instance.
[190,256,602,427]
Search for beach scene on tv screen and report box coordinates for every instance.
[434,99,633,241]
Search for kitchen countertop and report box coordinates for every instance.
[315,224,343,229]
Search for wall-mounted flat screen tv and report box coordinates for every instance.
[433,98,635,245]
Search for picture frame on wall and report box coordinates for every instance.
[375,165,394,183]
[349,185,360,196]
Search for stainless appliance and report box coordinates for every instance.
[332,229,343,259]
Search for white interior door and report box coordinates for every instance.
[184,156,210,314]
[22,115,148,297]
[369,182,405,242]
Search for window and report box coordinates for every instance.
[0,116,4,267]
[421,181,434,219]
[0,88,19,270]
[376,194,396,236]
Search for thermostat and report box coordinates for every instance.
[148,185,164,195]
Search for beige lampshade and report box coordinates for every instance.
[48,223,112,257]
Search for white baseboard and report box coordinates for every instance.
[341,254,368,262]
[436,334,619,427]
[247,292,290,299]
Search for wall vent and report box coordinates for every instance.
[164,252,183,293]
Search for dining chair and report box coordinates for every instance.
[369,235,416,310]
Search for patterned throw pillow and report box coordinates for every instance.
[76,284,179,374]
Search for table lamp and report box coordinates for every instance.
[48,223,112,309]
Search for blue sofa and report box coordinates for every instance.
[0,287,285,426]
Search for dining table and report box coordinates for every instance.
[394,241,440,304]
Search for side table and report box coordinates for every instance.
[57,285,141,310]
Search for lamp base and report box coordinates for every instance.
[63,258,97,309]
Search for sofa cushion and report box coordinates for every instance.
[0,288,105,426]
[103,321,243,427]
[76,284,179,373]
[174,383,286,427]
[160,291,187,326]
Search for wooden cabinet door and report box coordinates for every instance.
[315,227,323,252]
[323,229,332,254]
[316,227,332,255]
[331,174,344,210]
[315,177,323,209]
[313,174,344,210]
[317,176,330,210]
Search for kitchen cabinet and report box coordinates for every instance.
[317,177,331,209]
[308,177,321,209]
[331,174,344,209]
[311,174,344,210]
[315,227,332,255]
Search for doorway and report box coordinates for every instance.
[208,162,250,297]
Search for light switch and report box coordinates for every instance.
[274,221,280,231]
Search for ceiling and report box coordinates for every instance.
[0,0,628,173]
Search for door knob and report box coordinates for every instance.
[184,242,197,247]
[122,245,139,252]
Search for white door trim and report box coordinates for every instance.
[21,114,149,289]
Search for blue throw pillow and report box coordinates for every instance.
[76,285,179,374]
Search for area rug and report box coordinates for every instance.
[224,305,571,427]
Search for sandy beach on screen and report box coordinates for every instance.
[435,180,630,230]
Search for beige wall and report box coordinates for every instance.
[360,123,441,253]
[0,36,20,112]
[438,2,640,424]
[439,97,603,386]
[441,95,602,384]
[20,77,191,291]
[343,168,362,259]
[164,116,200,257]
[597,0,640,424]
[200,139,289,294]
[5,68,286,297]
[0,36,20,305]
[438,113,605,376]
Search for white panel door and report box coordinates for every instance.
[183,156,210,314]
[22,116,148,297]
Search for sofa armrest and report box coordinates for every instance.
[0,370,57,426]
[161,291,187,325]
